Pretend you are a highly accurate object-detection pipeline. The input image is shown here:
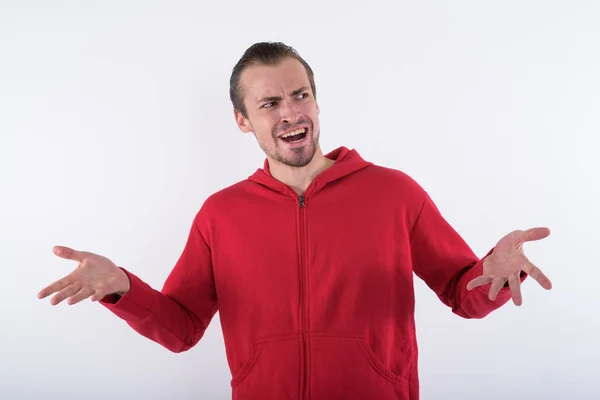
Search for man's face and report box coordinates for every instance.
[235,57,320,168]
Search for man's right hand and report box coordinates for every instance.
[37,246,131,306]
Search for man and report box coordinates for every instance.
[38,42,553,400]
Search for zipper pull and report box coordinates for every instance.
[299,195,305,208]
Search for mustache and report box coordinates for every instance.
[274,118,313,135]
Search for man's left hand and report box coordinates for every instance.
[466,227,553,306]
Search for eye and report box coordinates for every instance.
[262,102,276,108]
[296,93,309,99]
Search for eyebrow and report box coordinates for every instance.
[256,86,309,104]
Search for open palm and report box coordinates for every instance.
[37,246,130,305]
[467,227,553,306]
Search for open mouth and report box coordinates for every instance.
[279,127,307,143]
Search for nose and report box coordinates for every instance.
[279,99,302,124]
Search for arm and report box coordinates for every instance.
[409,193,521,319]
[100,215,218,353]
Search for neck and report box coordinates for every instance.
[268,147,335,195]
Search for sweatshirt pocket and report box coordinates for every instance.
[231,334,300,400]
[310,333,410,399]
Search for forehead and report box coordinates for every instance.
[241,57,311,99]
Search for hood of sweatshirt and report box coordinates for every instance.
[247,146,373,198]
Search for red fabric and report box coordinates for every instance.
[101,146,518,399]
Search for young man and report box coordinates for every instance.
[38,42,553,400]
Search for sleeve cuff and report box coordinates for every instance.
[99,267,156,321]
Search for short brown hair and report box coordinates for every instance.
[229,42,317,118]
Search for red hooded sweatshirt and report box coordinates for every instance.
[101,146,518,399]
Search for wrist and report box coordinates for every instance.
[115,267,131,296]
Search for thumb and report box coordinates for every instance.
[53,245,83,262]
[521,227,551,242]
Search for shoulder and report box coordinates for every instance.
[190,179,254,229]
[201,179,253,210]
[361,163,428,201]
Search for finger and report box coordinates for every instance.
[508,273,523,306]
[53,245,84,262]
[467,275,493,290]
[38,275,73,299]
[67,287,93,306]
[49,284,82,305]
[522,257,553,290]
[90,290,107,302]
[488,277,506,301]
[521,227,551,243]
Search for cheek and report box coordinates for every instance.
[255,118,278,139]
[304,104,319,119]
[251,115,272,131]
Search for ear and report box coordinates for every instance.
[234,109,253,133]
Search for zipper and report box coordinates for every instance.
[298,194,310,399]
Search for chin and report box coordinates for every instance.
[279,145,316,168]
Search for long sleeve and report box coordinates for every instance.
[409,193,521,319]
[99,215,218,352]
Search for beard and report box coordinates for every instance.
[273,130,319,167]
[255,117,319,168]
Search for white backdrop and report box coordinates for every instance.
[1,1,598,399]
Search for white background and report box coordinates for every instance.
[1,1,598,399]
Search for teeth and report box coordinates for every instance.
[281,128,306,138]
